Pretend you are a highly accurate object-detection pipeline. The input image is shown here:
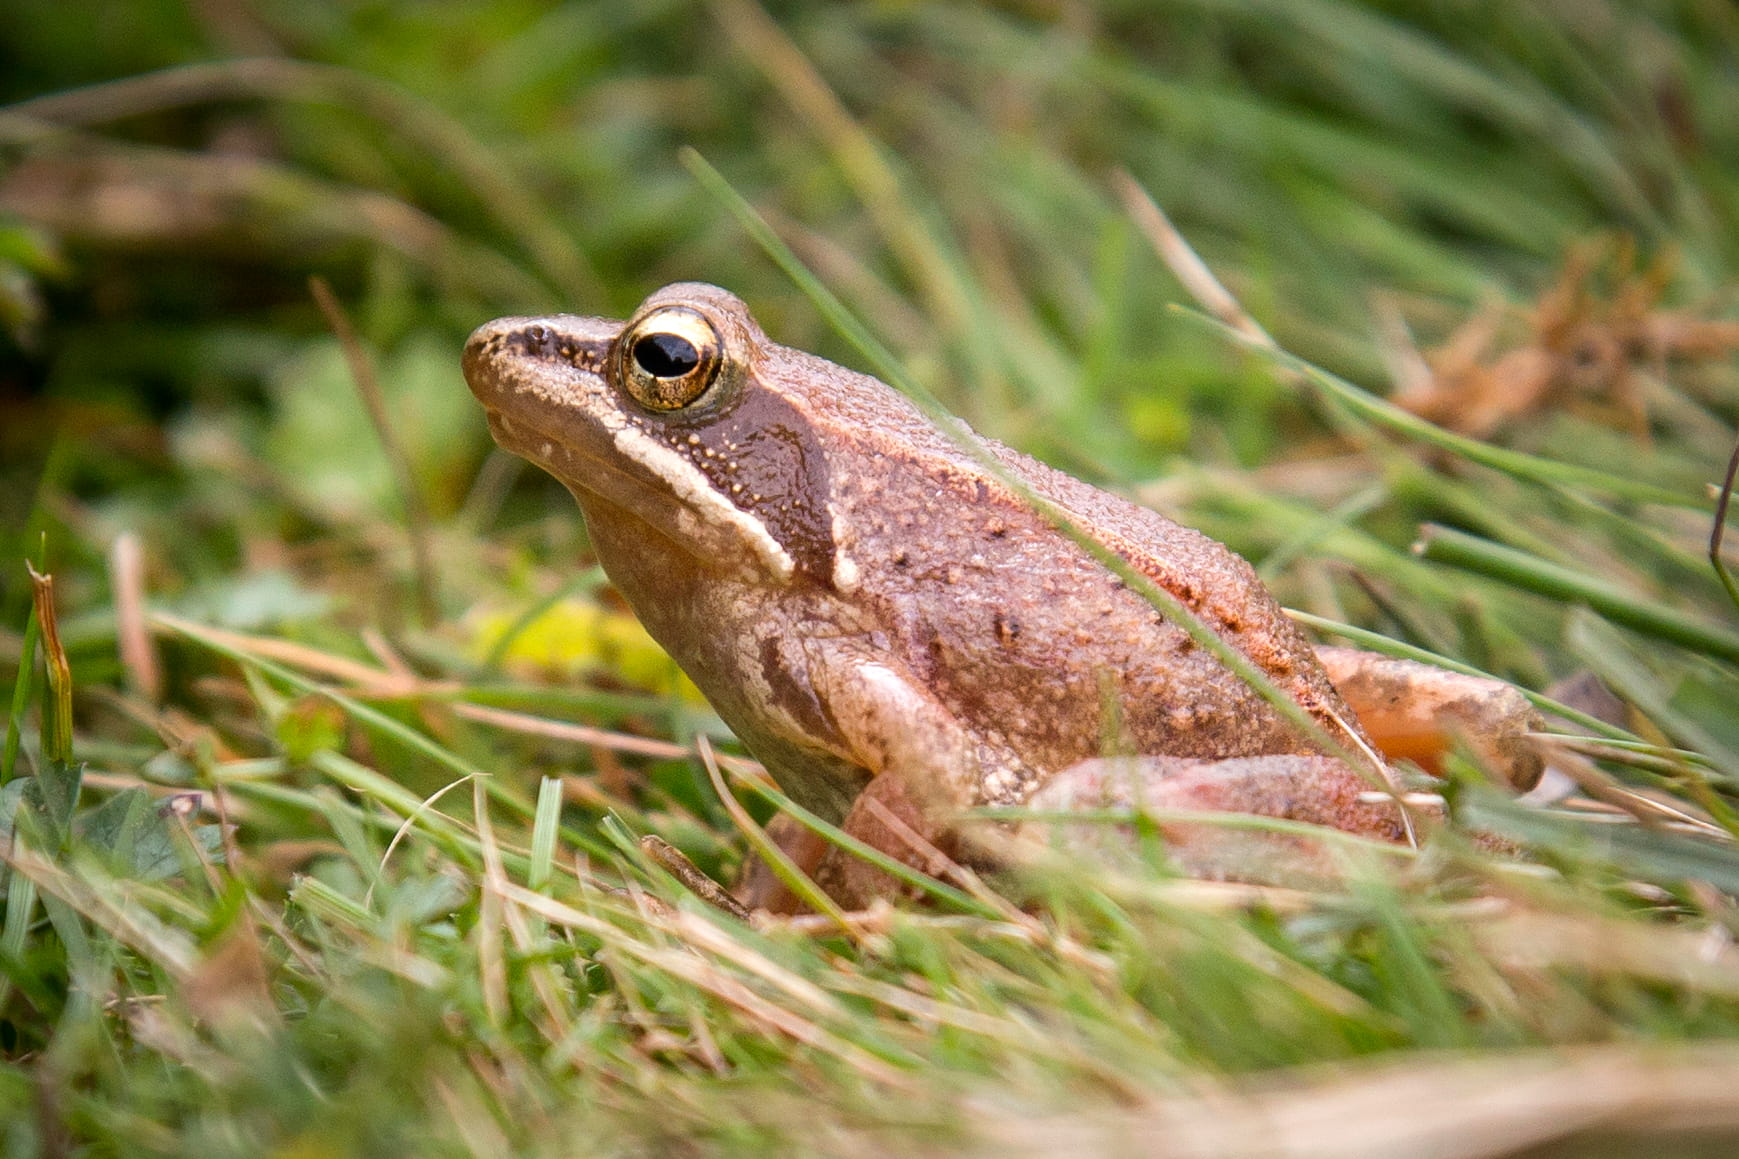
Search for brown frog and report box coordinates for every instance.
[462,283,1540,908]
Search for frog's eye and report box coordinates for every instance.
[618,307,722,411]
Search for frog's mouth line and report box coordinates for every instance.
[483,409,646,509]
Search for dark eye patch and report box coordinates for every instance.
[633,333,700,378]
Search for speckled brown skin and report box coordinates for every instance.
[463,284,1406,907]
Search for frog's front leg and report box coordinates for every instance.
[805,653,994,908]
[738,639,995,912]
[1313,647,1543,790]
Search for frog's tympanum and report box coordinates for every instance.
[463,284,1541,909]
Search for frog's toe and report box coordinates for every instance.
[1315,647,1544,790]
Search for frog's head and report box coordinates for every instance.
[463,283,840,584]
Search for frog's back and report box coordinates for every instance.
[783,347,1362,781]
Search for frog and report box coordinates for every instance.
[461,282,1542,909]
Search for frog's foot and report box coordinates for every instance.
[1010,754,1415,884]
[815,772,967,910]
[1314,647,1544,790]
[733,812,829,915]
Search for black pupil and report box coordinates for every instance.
[633,333,700,378]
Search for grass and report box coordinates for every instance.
[4,1,1739,1154]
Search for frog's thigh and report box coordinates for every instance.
[1314,646,1543,789]
[1022,754,1409,883]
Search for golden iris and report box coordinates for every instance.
[618,307,722,411]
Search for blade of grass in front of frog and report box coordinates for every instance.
[1415,524,1739,667]
[680,149,1397,815]
[528,776,563,893]
[481,566,607,671]
[1288,610,1662,750]
[977,805,1423,855]
[690,736,848,928]
[1175,308,1702,511]
[727,772,1004,920]
[154,613,615,862]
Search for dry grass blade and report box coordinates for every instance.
[640,836,750,921]
[965,1043,1739,1158]
[1471,908,1739,997]
[500,882,915,1089]
[150,612,753,782]
[108,532,161,704]
[1114,169,1272,347]
[452,702,766,776]
[308,276,439,628]
[26,563,71,765]
[148,612,432,692]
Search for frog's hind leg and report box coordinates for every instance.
[1014,754,1414,884]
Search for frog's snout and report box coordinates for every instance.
[462,316,559,408]
[461,318,521,389]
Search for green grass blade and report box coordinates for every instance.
[1,608,39,786]
[1416,524,1739,666]
[1176,308,1705,510]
